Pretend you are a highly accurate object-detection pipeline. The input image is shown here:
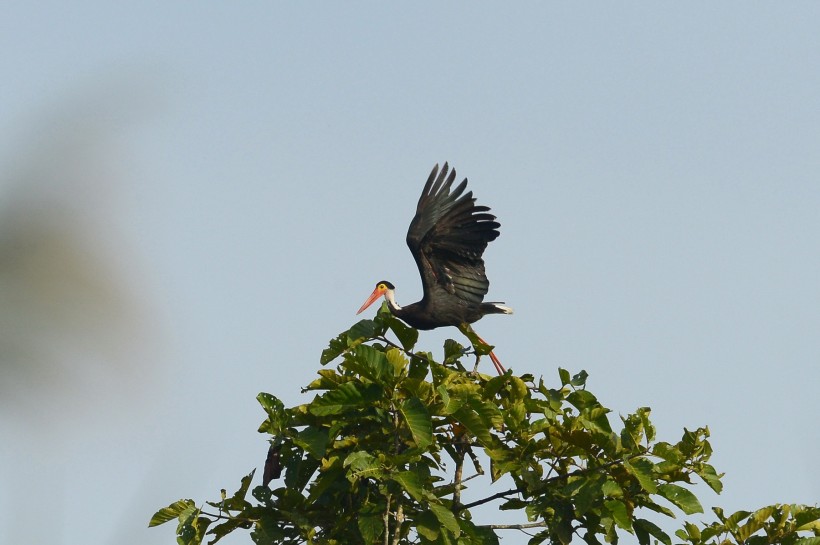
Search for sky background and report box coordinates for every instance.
[1,3,819,544]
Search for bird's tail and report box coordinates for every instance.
[482,302,513,315]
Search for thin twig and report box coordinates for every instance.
[481,522,549,530]
[456,456,631,513]
[466,445,484,475]
[199,510,258,523]
[375,336,425,361]
[455,487,521,512]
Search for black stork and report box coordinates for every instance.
[356,163,512,374]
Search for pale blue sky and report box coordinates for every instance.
[1,3,819,544]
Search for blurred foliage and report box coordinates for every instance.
[151,305,820,544]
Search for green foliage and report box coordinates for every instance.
[151,306,820,544]
[675,505,820,545]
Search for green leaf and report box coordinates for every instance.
[429,501,460,536]
[344,451,380,481]
[637,407,656,443]
[625,457,657,493]
[681,521,701,541]
[795,538,820,545]
[634,518,671,545]
[207,515,251,544]
[309,382,382,416]
[191,515,212,545]
[400,397,433,449]
[320,333,348,365]
[357,503,384,543]
[509,375,530,400]
[605,499,632,531]
[567,390,598,410]
[257,393,288,434]
[257,392,284,414]
[570,370,588,387]
[795,506,820,530]
[579,407,612,434]
[658,483,703,515]
[443,339,466,364]
[294,427,329,459]
[347,344,393,382]
[347,318,379,343]
[320,319,385,365]
[385,347,409,375]
[737,506,774,541]
[451,406,493,446]
[721,508,751,530]
[621,410,651,450]
[572,473,605,515]
[236,470,255,498]
[503,400,527,431]
[306,465,344,503]
[148,499,195,527]
[249,512,287,544]
[469,398,503,430]
[175,504,202,545]
[500,498,530,511]
[642,498,676,518]
[385,313,419,350]
[284,451,321,494]
[558,368,571,386]
[304,368,347,391]
[440,389,465,415]
[696,463,723,494]
[459,520,500,545]
[408,352,430,378]
[417,510,440,540]
[392,470,425,502]
[602,479,624,498]
[652,442,683,464]
[483,373,510,398]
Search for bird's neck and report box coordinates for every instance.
[384,289,402,312]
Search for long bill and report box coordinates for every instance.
[356,285,386,314]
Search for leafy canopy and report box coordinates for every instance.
[151,305,820,545]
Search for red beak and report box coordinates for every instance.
[357,285,386,314]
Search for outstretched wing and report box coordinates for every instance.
[406,163,500,305]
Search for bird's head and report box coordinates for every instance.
[356,280,396,314]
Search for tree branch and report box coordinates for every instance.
[453,443,465,508]
[390,502,404,545]
[455,456,633,513]
[375,336,425,361]
[455,487,522,512]
[481,522,549,530]
[199,510,258,523]
[383,493,391,545]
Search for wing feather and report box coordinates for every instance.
[406,163,501,306]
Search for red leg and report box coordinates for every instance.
[475,334,506,375]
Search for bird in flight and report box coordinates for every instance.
[357,163,511,374]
